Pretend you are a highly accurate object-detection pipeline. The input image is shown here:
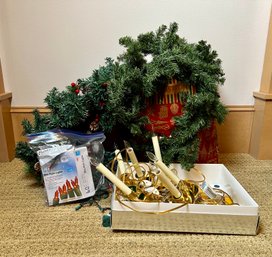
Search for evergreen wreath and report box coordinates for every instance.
[15,22,227,181]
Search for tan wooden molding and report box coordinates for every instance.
[0,59,5,94]
[253,91,272,101]
[0,92,12,101]
[10,106,50,113]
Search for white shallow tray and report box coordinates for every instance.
[111,164,259,235]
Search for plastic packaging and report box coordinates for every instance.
[26,129,108,206]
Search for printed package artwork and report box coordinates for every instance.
[38,146,95,206]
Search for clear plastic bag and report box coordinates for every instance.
[27,129,105,152]
[26,129,108,206]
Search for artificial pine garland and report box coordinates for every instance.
[15,22,227,181]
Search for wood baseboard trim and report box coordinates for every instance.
[10,106,50,113]
[10,105,255,154]
[10,105,255,113]
[227,105,255,112]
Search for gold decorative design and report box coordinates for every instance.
[170,103,179,115]
[158,106,168,119]
[146,79,195,106]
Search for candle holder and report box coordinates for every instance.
[124,141,147,178]
[146,151,180,185]
[90,141,235,207]
[145,151,229,205]
[89,141,139,200]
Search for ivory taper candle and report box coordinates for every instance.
[114,149,126,176]
[126,147,143,177]
[152,135,162,161]
[96,163,132,196]
[157,170,181,199]
[155,160,180,185]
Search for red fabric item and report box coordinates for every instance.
[145,80,195,137]
[144,79,218,164]
[197,120,218,164]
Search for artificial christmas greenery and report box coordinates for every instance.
[15,22,227,181]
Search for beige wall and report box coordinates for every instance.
[1,1,272,160]
[0,0,271,107]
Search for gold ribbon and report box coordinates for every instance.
[109,148,236,215]
[115,193,188,215]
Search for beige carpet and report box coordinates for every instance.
[0,154,271,257]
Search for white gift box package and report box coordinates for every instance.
[38,146,95,206]
[111,164,259,235]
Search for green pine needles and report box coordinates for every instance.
[15,22,227,178]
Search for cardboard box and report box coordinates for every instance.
[111,164,259,235]
[39,146,95,206]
